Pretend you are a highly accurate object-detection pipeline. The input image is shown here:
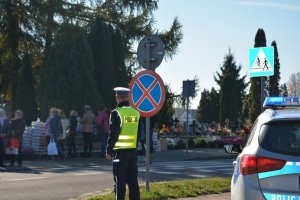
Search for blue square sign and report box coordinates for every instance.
[249,47,274,77]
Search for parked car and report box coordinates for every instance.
[225,97,300,200]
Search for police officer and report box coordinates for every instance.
[106,87,142,200]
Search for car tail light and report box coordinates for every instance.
[240,155,286,175]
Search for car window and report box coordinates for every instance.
[246,119,259,146]
[259,121,300,156]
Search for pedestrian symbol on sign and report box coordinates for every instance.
[249,47,274,77]
[263,58,269,70]
[255,56,269,71]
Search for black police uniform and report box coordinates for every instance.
[106,101,142,200]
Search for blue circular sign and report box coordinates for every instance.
[129,70,165,117]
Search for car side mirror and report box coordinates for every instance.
[224,144,242,154]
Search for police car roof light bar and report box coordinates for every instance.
[263,97,300,109]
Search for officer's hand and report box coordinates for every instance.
[106,154,113,161]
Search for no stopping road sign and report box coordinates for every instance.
[129,70,165,117]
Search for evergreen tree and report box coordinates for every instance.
[88,19,116,108]
[0,0,27,110]
[156,85,175,127]
[215,51,247,124]
[208,87,220,123]
[248,28,267,124]
[280,84,288,96]
[242,94,249,120]
[196,87,220,123]
[197,89,210,123]
[266,41,280,96]
[112,28,130,86]
[0,1,183,114]
[14,54,38,124]
[40,23,99,119]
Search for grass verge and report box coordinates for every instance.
[89,177,231,200]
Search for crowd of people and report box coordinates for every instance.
[44,104,111,159]
[0,104,111,168]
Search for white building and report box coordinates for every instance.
[173,108,197,124]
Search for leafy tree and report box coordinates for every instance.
[215,50,247,124]
[88,19,116,108]
[196,87,220,123]
[287,72,300,96]
[266,41,281,96]
[14,54,38,124]
[248,28,267,124]
[40,23,99,119]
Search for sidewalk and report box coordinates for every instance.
[178,193,230,200]
[1,148,235,172]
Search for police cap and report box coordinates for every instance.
[114,87,130,95]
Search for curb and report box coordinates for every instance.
[0,166,31,172]
[68,189,113,200]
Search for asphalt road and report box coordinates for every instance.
[0,159,234,200]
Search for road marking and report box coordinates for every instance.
[7,177,48,182]
[189,174,209,178]
[150,171,181,175]
[196,169,215,172]
[45,167,74,171]
[74,172,104,176]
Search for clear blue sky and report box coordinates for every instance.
[154,0,300,108]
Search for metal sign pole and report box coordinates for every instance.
[260,77,265,112]
[135,35,165,193]
[145,38,151,192]
[145,117,150,192]
[186,97,189,153]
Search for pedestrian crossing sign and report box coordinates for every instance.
[249,47,274,77]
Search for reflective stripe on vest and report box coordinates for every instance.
[113,106,140,150]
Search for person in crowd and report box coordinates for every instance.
[9,110,26,167]
[45,108,56,145]
[0,109,10,167]
[81,105,95,157]
[76,116,82,134]
[68,110,78,157]
[49,108,64,159]
[96,105,109,157]
[58,110,69,159]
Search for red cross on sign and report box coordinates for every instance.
[129,70,165,117]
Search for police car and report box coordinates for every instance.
[225,97,300,200]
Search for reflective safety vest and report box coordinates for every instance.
[113,106,140,150]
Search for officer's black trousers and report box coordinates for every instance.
[113,149,140,200]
